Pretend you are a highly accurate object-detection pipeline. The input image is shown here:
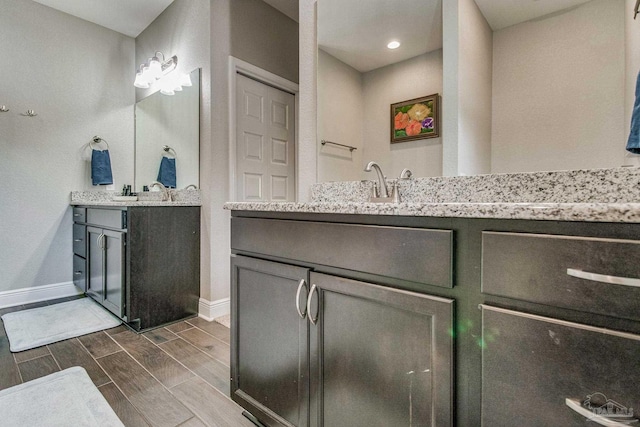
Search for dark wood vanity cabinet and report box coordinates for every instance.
[230,211,640,426]
[231,216,454,427]
[73,205,200,331]
[480,228,640,426]
[87,225,125,317]
[72,208,87,292]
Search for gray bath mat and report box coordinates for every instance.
[0,366,123,426]
[1,297,121,352]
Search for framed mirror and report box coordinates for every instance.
[134,68,200,191]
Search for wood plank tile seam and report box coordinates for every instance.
[0,304,237,427]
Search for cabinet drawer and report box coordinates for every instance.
[481,305,640,426]
[72,207,86,223]
[72,224,86,257]
[87,208,126,230]
[482,231,640,321]
[73,254,86,292]
[232,218,453,287]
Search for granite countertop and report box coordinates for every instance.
[223,201,640,223]
[70,190,201,207]
[73,200,199,207]
[224,167,640,223]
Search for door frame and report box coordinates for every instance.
[228,56,300,202]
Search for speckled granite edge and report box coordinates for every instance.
[311,167,640,204]
[223,201,640,223]
[70,190,201,206]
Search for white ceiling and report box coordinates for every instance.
[318,0,443,73]
[474,0,593,31]
[31,0,175,37]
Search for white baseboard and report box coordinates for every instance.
[0,282,83,309]
[198,297,230,321]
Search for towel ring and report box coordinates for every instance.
[162,145,177,158]
[90,136,110,150]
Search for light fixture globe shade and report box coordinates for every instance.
[148,57,162,79]
[159,76,175,95]
[178,73,192,87]
[134,72,150,88]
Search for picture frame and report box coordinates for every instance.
[391,93,440,143]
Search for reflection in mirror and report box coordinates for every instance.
[317,0,636,180]
[478,0,627,173]
[134,68,200,191]
[317,0,443,182]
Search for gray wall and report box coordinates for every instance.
[363,50,443,179]
[317,49,364,182]
[135,0,212,300]
[207,0,299,303]
[317,49,443,182]
[0,0,134,295]
[491,0,624,173]
[230,0,299,84]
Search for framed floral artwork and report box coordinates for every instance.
[391,94,439,143]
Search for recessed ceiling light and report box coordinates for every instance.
[387,41,401,50]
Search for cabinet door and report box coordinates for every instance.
[102,229,124,318]
[231,255,310,427]
[87,226,104,301]
[308,272,454,427]
[482,305,640,427]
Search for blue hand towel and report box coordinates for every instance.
[157,157,176,188]
[91,149,113,185]
[627,70,640,154]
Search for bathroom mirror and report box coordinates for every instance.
[134,68,200,191]
[317,0,631,181]
[317,0,443,182]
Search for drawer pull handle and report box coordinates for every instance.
[74,239,83,242]
[567,268,640,288]
[306,284,318,325]
[73,213,82,217]
[74,271,83,275]
[295,279,307,319]
[565,398,637,426]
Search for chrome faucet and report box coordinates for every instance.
[364,161,389,198]
[150,181,171,201]
[184,184,198,190]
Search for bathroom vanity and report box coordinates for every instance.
[226,168,640,427]
[71,196,200,331]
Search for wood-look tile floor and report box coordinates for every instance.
[0,297,253,427]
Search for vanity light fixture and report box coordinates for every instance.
[133,51,178,89]
[387,41,401,49]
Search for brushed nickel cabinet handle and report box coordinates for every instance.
[74,271,83,276]
[565,398,637,426]
[74,238,83,242]
[567,268,640,288]
[295,279,307,319]
[306,284,318,325]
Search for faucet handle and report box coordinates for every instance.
[371,181,379,198]
[392,181,400,203]
[399,168,413,179]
